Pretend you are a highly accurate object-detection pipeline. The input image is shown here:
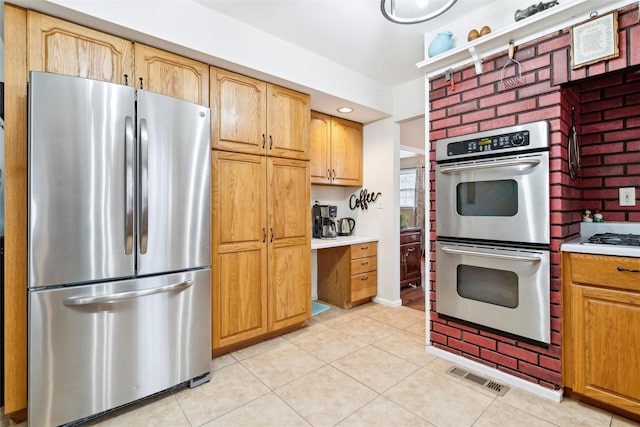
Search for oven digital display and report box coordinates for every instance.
[446,130,530,156]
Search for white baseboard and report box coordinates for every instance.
[426,345,564,403]
[373,296,402,307]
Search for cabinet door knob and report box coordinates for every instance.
[269,135,274,150]
[361,261,368,266]
[262,134,266,149]
[270,227,274,242]
[407,247,416,252]
[360,277,369,281]
[262,227,267,243]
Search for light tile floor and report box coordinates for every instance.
[15,303,640,427]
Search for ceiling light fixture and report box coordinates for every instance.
[381,0,457,24]
[337,107,353,113]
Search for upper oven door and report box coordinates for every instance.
[436,151,549,244]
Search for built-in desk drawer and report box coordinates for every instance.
[351,243,376,259]
[351,271,377,302]
[350,256,376,275]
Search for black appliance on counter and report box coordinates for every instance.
[312,203,337,239]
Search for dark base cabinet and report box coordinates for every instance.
[400,228,422,288]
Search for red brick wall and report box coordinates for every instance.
[578,69,640,222]
[429,4,639,389]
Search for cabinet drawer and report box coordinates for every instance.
[570,253,640,292]
[400,232,421,245]
[351,271,377,302]
[351,242,376,259]
[351,256,376,275]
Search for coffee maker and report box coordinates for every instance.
[312,203,338,239]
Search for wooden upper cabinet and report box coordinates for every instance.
[211,67,267,155]
[135,44,209,106]
[310,112,363,186]
[27,10,134,83]
[310,111,331,183]
[331,116,363,186]
[267,85,310,160]
[211,67,310,160]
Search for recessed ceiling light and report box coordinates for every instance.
[337,107,353,113]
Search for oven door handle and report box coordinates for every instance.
[440,246,542,263]
[439,158,541,174]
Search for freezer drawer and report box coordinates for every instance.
[28,269,211,427]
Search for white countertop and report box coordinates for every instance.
[311,235,378,250]
[561,222,640,258]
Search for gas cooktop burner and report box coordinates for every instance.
[584,233,640,247]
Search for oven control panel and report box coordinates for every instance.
[446,130,530,156]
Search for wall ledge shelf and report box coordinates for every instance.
[416,0,634,79]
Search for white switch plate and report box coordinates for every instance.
[619,187,636,206]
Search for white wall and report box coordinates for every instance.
[361,118,401,306]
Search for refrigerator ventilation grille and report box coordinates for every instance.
[446,366,510,396]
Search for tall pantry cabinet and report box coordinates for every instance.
[4,6,210,417]
[210,67,311,354]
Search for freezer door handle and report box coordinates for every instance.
[63,279,193,306]
[139,118,149,254]
[124,116,135,255]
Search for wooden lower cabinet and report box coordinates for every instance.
[400,228,422,288]
[317,242,377,308]
[563,252,640,418]
[211,151,311,354]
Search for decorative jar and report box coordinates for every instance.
[428,32,453,57]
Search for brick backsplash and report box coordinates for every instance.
[429,3,639,390]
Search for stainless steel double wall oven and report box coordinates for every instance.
[435,121,550,344]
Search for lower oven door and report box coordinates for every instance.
[436,241,550,343]
[436,151,549,244]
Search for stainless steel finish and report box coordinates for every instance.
[28,72,136,287]
[63,279,192,306]
[436,241,550,343]
[28,72,212,427]
[29,269,211,427]
[136,90,211,276]
[139,117,149,254]
[440,245,542,263]
[436,151,550,244]
[435,121,549,162]
[438,157,541,174]
[125,116,135,255]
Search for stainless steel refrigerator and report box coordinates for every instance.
[27,71,211,427]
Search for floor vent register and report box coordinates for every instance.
[446,366,510,396]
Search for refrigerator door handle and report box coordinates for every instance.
[139,118,149,254]
[63,279,193,306]
[124,116,135,255]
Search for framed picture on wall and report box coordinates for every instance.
[571,11,619,69]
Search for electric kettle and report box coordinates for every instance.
[337,217,355,236]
